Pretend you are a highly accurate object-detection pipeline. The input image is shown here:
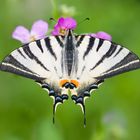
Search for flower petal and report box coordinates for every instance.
[90,33,97,38]
[31,20,48,39]
[12,26,30,43]
[52,17,77,36]
[59,17,77,29]
[57,17,65,27]
[52,24,60,35]
[96,31,112,41]
[52,29,59,36]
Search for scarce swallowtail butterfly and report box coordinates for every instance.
[0,29,140,126]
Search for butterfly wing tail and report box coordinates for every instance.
[71,80,104,126]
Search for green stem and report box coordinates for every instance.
[50,0,58,18]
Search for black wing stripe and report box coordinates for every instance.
[96,52,140,79]
[106,44,117,57]
[97,60,140,79]
[44,37,57,60]
[1,55,35,74]
[36,40,43,53]
[106,52,139,73]
[76,35,85,47]
[23,46,49,71]
[83,37,95,59]
[114,47,123,57]
[0,63,44,81]
[17,49,26,59]
[96,39,104,52]
[91,43,117,70]
[75,35,79,40]
[55,36,64,47]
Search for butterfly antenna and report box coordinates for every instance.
[77,18,90,26]
[49,18,57,23]
[49,17,62,29]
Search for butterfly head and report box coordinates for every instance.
[52,17,77,36]
[58,29,74,37]
[59,28,67,36]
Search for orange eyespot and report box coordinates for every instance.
[59,79,69,87]
[70,80,80,88]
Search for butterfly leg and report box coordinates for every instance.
[36,80,69,123]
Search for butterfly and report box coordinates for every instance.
[0,29,140,126]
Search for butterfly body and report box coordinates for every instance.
[1,29,140,125]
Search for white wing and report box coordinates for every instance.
[76,35,140,87]
[0,36,63,83]
[72,35,140,102]
[70,35,140,122]
[0,36,69,120]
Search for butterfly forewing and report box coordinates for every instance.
[0,36,64,84]
[76,35,140,82]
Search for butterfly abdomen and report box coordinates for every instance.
[63,30,78,76]
[64,50,74,75]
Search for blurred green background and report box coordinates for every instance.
[0,0,140,140]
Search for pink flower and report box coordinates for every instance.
[52,17,77,36]
[12,20,48,44]
[90,31,112,41]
